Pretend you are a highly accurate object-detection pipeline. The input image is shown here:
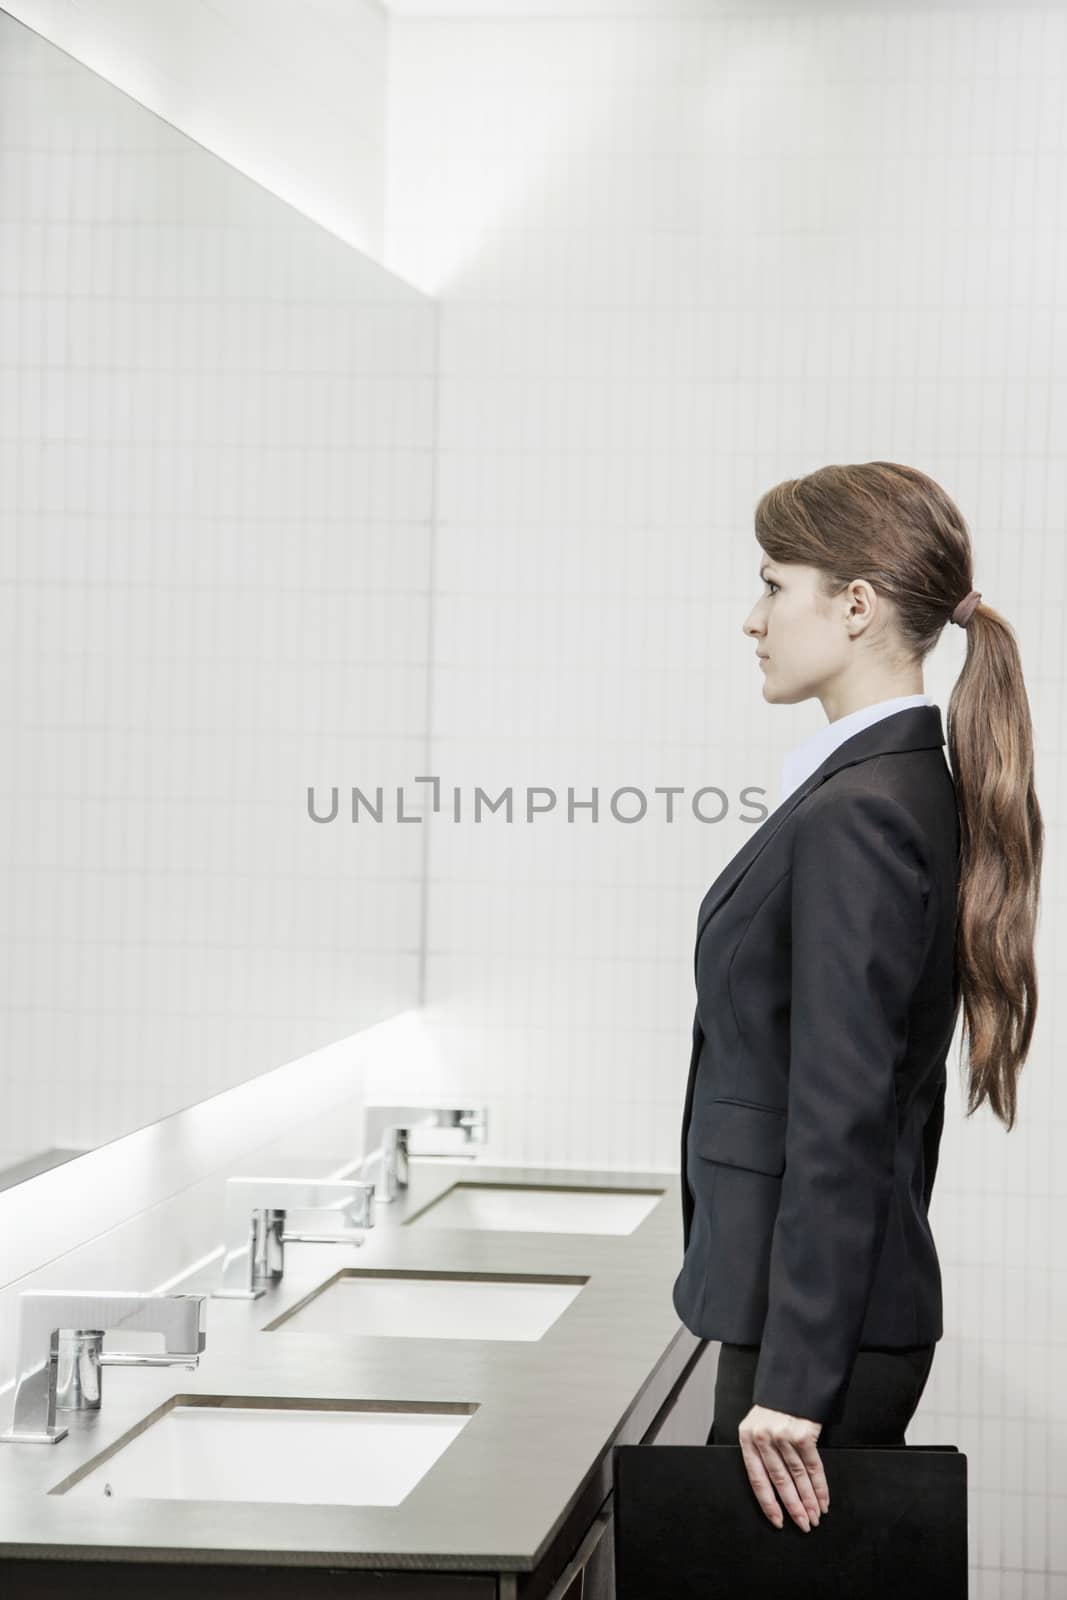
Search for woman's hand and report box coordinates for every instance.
[738,1404,830,1531]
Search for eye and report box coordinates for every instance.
[764,579,780,595]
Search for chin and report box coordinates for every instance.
[760,673,801,705]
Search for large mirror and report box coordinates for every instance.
[0,12,435,1185]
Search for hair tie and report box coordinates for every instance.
[951,589,982,628]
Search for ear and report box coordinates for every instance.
[844,577,879,635]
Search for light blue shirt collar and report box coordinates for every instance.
[780,693,933,804]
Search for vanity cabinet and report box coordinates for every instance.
[542,1506,613,1600]
[1,1341,719,1600]
[1,1152,707,1600]
[0,1565,497,1598]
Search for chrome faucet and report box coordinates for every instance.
[212,1176,376,1300]
[362,1105,489,1203]
[0,1290,206,1445]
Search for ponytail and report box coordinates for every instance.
[946,603,1043,1131]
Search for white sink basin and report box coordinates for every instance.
[264,1270,586,1341]
[53,1399,473,1506]
[407,1183,663,1235]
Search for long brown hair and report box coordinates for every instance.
[753,461,1042,1132]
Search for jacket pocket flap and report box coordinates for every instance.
[693,1099,787,1176]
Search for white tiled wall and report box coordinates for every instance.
[383,8,1066,1593]
[0,0,390,259]
[0,9,436,1169]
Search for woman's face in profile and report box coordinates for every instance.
[743,558,855,706]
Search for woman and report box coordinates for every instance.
[672,462,1043,1535]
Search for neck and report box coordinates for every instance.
[819,675,925,723]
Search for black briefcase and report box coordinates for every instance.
[612,1442,968,1599]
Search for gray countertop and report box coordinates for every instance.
[0,1159,696,1572]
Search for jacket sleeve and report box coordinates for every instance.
[750,785,931,1424]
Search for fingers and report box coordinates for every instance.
[753,1434,813,1531]
[738,1432,785,1528]
[776,1438,824,1524]
[797,1437,830,1515]
[740,1424,827,1531]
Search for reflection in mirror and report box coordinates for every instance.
[0,13,435,1186]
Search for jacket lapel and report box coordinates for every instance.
[694,704,946,965]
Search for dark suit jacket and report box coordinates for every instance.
[672,703,960,1424]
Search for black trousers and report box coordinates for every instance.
[707,1341,937,1447]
